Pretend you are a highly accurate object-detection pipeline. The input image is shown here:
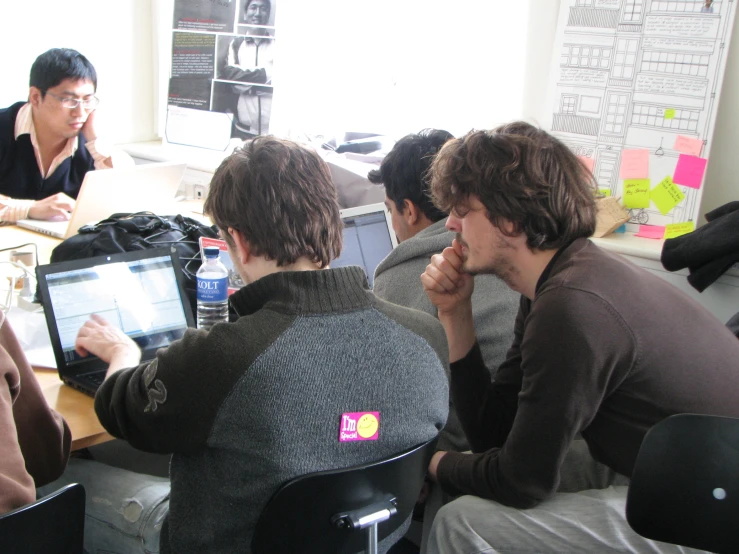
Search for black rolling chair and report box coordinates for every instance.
[252,438,437,554]
[626,414,739,554]
[0,482,85,554]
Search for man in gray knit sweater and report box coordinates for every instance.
[73,137,450,554]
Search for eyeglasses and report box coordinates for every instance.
[45,92,100,110]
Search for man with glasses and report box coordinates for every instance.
[0,48,116,222]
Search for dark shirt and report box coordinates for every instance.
[437,238,739,508]
[0,102,95,200]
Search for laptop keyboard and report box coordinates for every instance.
[67,371,106,397]
[84,372,105,387]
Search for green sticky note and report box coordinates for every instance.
[664,108,676,119]
[598,188,612,197]
[623,179,651,209]
[664,221,695,239]
[650,176,685,215]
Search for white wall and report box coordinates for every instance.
[523,0,739,223]
[269,0,530,139]
[4,0,734,217]
[0,0,157,145]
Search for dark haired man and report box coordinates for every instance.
[370,129,518,389]
[0,48,117,222]
[72,136,450,553]
[421,122,739,552]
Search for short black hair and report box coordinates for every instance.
[368,129,452,223]
[245,0,271,14]
[29,48,97,95]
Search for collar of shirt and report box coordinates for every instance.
[14,103,79,179]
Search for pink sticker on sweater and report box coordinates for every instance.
[339,412,380,442]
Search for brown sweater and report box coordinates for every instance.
[437,238,739,508]
[0,316,70,513]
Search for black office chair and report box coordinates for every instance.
[0,483,86,554]
[252,438,437,554]
[626,413,739,554]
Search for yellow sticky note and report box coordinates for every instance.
[650,176,685,215]
[664,221,695,239]
[598,188,612,197]
[623,179,651,209]
[664,108,676,119]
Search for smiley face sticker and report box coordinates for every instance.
[339,412,380,442]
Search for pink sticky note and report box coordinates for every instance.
[620,149,650,179]
[578,156,595,173]
[673,135,703,157]
[635,225,666,239]
[673,154,708,189]
[339,412,380,442]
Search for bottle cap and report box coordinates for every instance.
[204,246,220,259]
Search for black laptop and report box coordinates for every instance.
[36,247,195,396]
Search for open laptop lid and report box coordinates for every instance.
[36,246,195,388]
[17,162,187,239]
[332,203,398,288]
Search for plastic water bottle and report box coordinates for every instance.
[196,246,229,330]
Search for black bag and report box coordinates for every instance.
[49,212,219,314]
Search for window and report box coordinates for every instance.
[561,95,578,114]
[652,1,720,12]
[612,38,639,79]
[631,104,700,131]
[597,152,619,188]
[561,44,612,69]
[603,92,629,135]
[622,0,644,22]
[641,51,710,77]
[579,96,602,113]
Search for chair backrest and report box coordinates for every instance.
[0,483,86,554]
[252,437,438,554]
[626,413,739,554]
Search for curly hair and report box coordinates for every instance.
[430,121,597,250]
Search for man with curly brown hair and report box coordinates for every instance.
[421,122,739,553]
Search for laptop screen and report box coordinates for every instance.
[37,247,194,372]
[332,203,397,287]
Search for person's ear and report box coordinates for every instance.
[228,228,251,264]
[29,87,43,107]
[402,199,421,226]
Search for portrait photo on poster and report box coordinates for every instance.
[216,34,274,85]
[211,81,273,139]
[237,0,277,30]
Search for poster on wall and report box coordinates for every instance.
[543,0,737,230]
[166,0,277,150]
